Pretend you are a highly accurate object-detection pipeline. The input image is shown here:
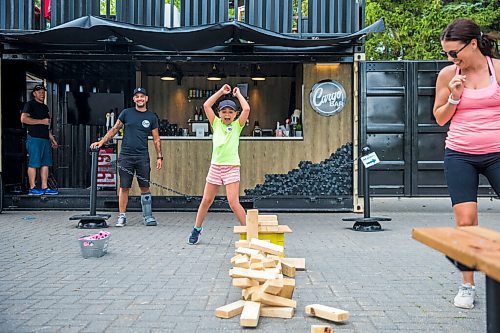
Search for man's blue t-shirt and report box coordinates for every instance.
[118,107,158,157]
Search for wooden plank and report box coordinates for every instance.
[242,285,261,300]
[215,300,246,318]
[250,262,264,270]
[258,215,279,225]
[235,247,260,256]
[305,304,349,322]
[261,278,284,295]
[253,291,297,308]
[230,254,246,265]
[235,240,250,248]
[250,238,284,256]
[246,209,259,240]
[278,278,295,299]
[234,225,293,234]
[281,258,306,271]
[234,256,250,269]
[311,325,333,333]
[240,301,261,327]
[229,267,277,282]
[233,278,259,289]
[263,257,277,268]
[260,306,294,319]
[250,253,265,263]
[281,260,296,278]
[236,239,270,248]
[412,227,500,282]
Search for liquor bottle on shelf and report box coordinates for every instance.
[198,106,204,121]
[252,121,262,137]
[194,106,199,121]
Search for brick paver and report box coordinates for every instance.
[0,197,498,332]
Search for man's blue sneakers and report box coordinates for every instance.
[28,188,44,196]
[42,188,59,195]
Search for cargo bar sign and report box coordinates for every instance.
[309,80,347,117]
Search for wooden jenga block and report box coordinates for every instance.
[278,278,295,299]
[311,325,333,333]
[233,278,259,289]
[264,267,281,275]
[258,214,279,225]
[215,300,246,318]
[260,306,295,319]
[281,260,296,277]
[276,261,282,271]
[242,285,261,300]
[234,225,293,234]
[230,254,246,265]
[281,258,306,271]
[262,257,277,268]
[240,301,261,327]
[230,267,277,282]
[261,278,284,295]
[236,247,260,256]
[250,262,264,270]
[305,304,349,322]
[254,291,297,308]
[250,253,265,264]
[250,238,284,256]
[235,240,250,248]
[246,209,259,240]
[234,256,250,269]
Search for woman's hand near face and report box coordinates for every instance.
[449,74,466,99]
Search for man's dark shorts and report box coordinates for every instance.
[118,155,151,188]
[26,135,53,168]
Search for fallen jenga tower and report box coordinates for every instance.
[215,209,306,328]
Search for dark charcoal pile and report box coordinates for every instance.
[245,143,353,197]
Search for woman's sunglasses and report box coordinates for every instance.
[440,40,471,58]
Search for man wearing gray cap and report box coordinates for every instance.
[90,87,163,227]
[20,84,59,196]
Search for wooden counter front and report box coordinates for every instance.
[125,63,353,197]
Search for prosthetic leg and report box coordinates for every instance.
[141,192,157,226]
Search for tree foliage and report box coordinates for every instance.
[365,0,500,60]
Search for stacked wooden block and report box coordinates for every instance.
[215,210,305,327]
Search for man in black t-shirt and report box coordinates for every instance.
[90,87,163,227]
[20,84,59,196]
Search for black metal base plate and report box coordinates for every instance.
[70,214,111,229]
[342,217,392,232]
[77,220,109,229]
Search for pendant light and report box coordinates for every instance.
[251,64,266,81]
[207,64,223,81]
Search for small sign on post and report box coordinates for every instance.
[360,151,380,168]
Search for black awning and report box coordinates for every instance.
[1,16,384,53]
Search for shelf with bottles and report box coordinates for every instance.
[187,88,215,100]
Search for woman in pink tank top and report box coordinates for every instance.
[433,19,500,310]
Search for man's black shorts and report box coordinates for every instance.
[118,155,151,188]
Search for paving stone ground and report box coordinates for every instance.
[0,197,498,333]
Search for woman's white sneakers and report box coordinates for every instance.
[453,283,475,309]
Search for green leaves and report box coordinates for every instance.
[365,0,500,60]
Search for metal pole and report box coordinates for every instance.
[89,149,98,216]
[486,276,500,333]
[363,160,370,218]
